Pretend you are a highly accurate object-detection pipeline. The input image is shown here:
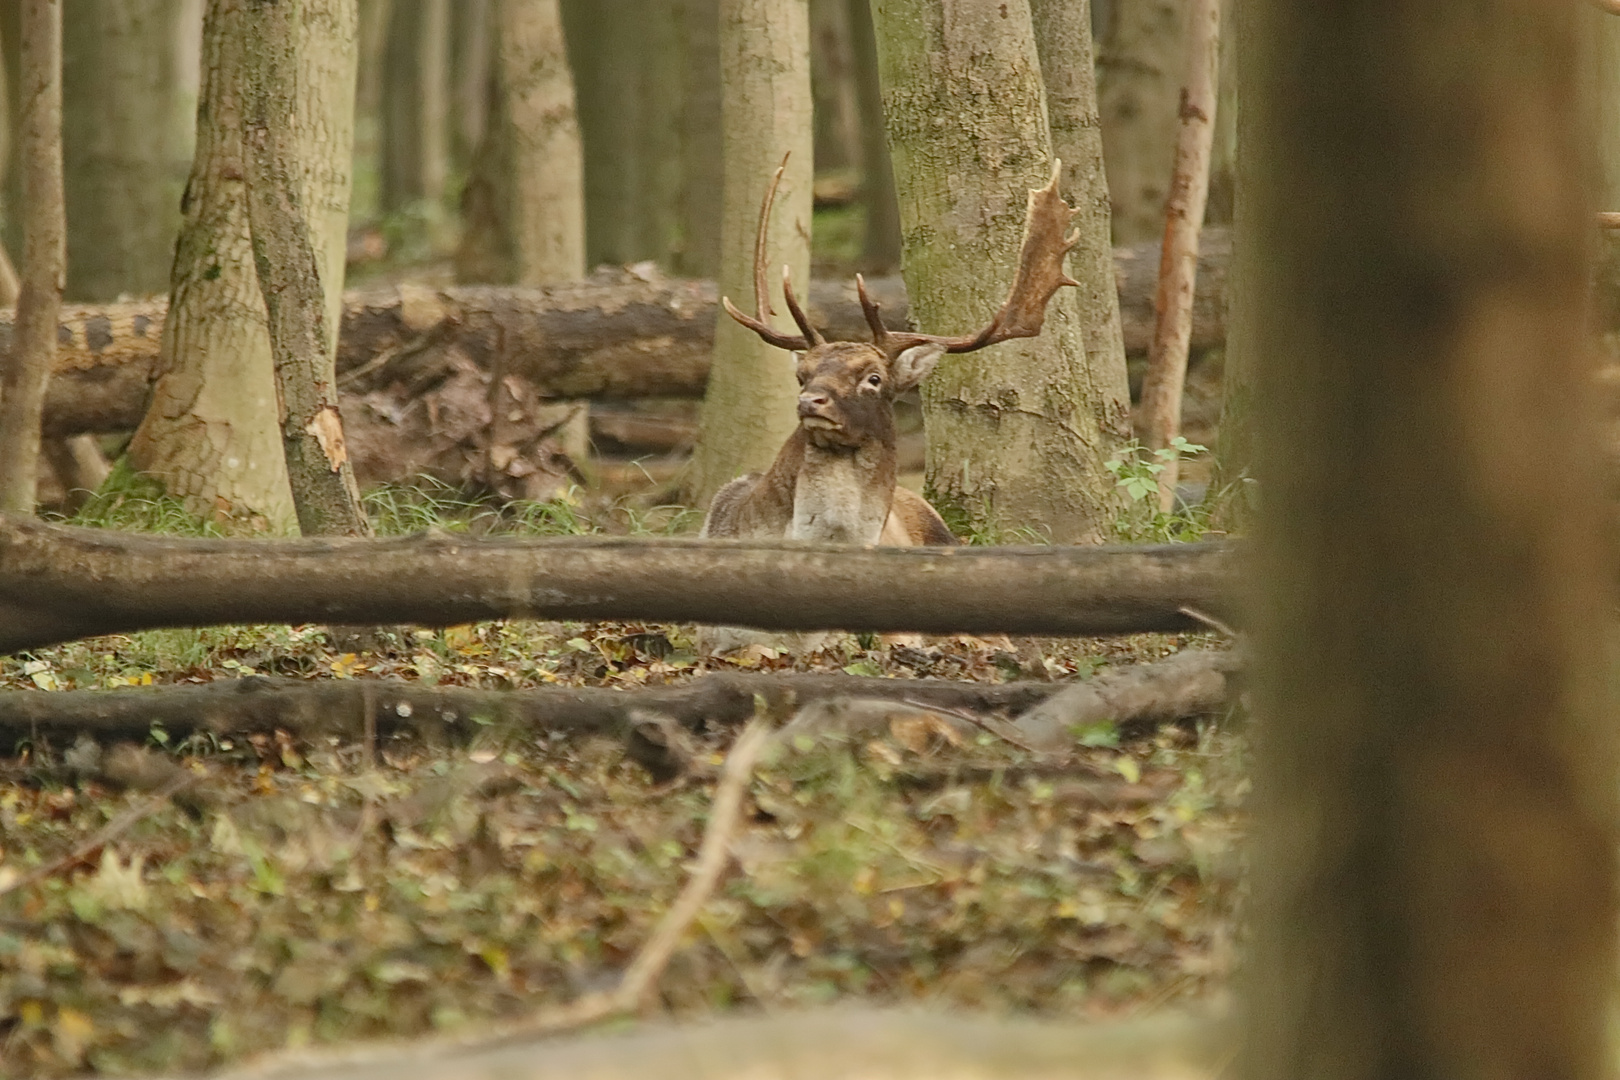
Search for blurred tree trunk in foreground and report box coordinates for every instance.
[1242,5,1616,1080]
[0,0,63,514]
[684,0,813,508]
[61,0,190,302]
[128,0,357,533]
[871,0,1131,543]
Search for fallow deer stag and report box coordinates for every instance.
[700,155,1085,550]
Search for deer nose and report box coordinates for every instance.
[798,392,831,417]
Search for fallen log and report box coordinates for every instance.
[0,514,1235,653]
[1009,646,1242,749]
[35,235,1230,438]
[0,670,1064,744]
[219,1007,1225,1080]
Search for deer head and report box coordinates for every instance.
[721,154,1085,456]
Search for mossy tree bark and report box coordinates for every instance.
[1095,0,1185,244]
[870,0,1131,543]
[1029,0,1130,468]
[129,0,357,533]
[241,0,367,538]
[61,0,190,302]
[684,0,813,508]
[127,0,297,531]
[1242,4,1616,1080]
[0,0,63,515]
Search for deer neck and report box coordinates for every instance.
[784,425,897,545]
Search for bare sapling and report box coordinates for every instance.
[701,156,1085,549]
[1137,0,1221,511]
[0,0,64,515]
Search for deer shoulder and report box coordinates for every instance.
[701,155,1083,549]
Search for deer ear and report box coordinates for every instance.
[890,342,946,391]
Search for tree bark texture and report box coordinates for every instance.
[1242,6,1615,1080]
[60,0,189,302]
[1029,0,1132,483]
[847,0,899,272]
[37,238,1228,438]
[1095,0,1186,244]
[1136,0,1219,508]
[0,512,1233,653]
[125,0,300,532]
[0,0,63,515]
[241,0,367,537]
[684,0,813,507]
[870,0,1132,543]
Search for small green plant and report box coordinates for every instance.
[1104,437,1210,543]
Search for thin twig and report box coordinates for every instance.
[1598,211,1620,229]
[456,716,773,1046]
[0,768,198,897]
[902,696,1051,758]
[1178,605,1238,639]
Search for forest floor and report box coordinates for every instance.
[0,488,1245,1078]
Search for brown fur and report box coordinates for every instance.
[701,341,956,547]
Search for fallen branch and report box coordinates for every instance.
[36,237,1230,438]
[466,718,772,1046]
[1010,647,1241,750]
[0,767,198,897]
[0,670,1066,744]
[0,514,1236,653]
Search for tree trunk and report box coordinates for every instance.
[1243,7,1615,1080]
[683,0,813,508]
[809,0,860,174]
[0,0,63,515]
[636,0,685,268]
[241,0,367,538]
[846,0,899,272]
[379,1,423,215]
[60,0,189,303]
[871,0,1131,544]
[351,0,389,223]
[126,0,299,533]
[1135,0,1218,508]
[674,0,722,278]
[1207,0,1254,532]
[0,512,1233,654]
[451,0,492,170]
[1029,0,1131,485]
[1095,0,1185,244]
[562,0,636,268]
[500,0,585,284]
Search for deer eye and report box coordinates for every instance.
[865,373,882,388]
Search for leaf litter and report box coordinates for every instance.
[0,620,1246,1076]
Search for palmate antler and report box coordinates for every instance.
[722,155,1082,358]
